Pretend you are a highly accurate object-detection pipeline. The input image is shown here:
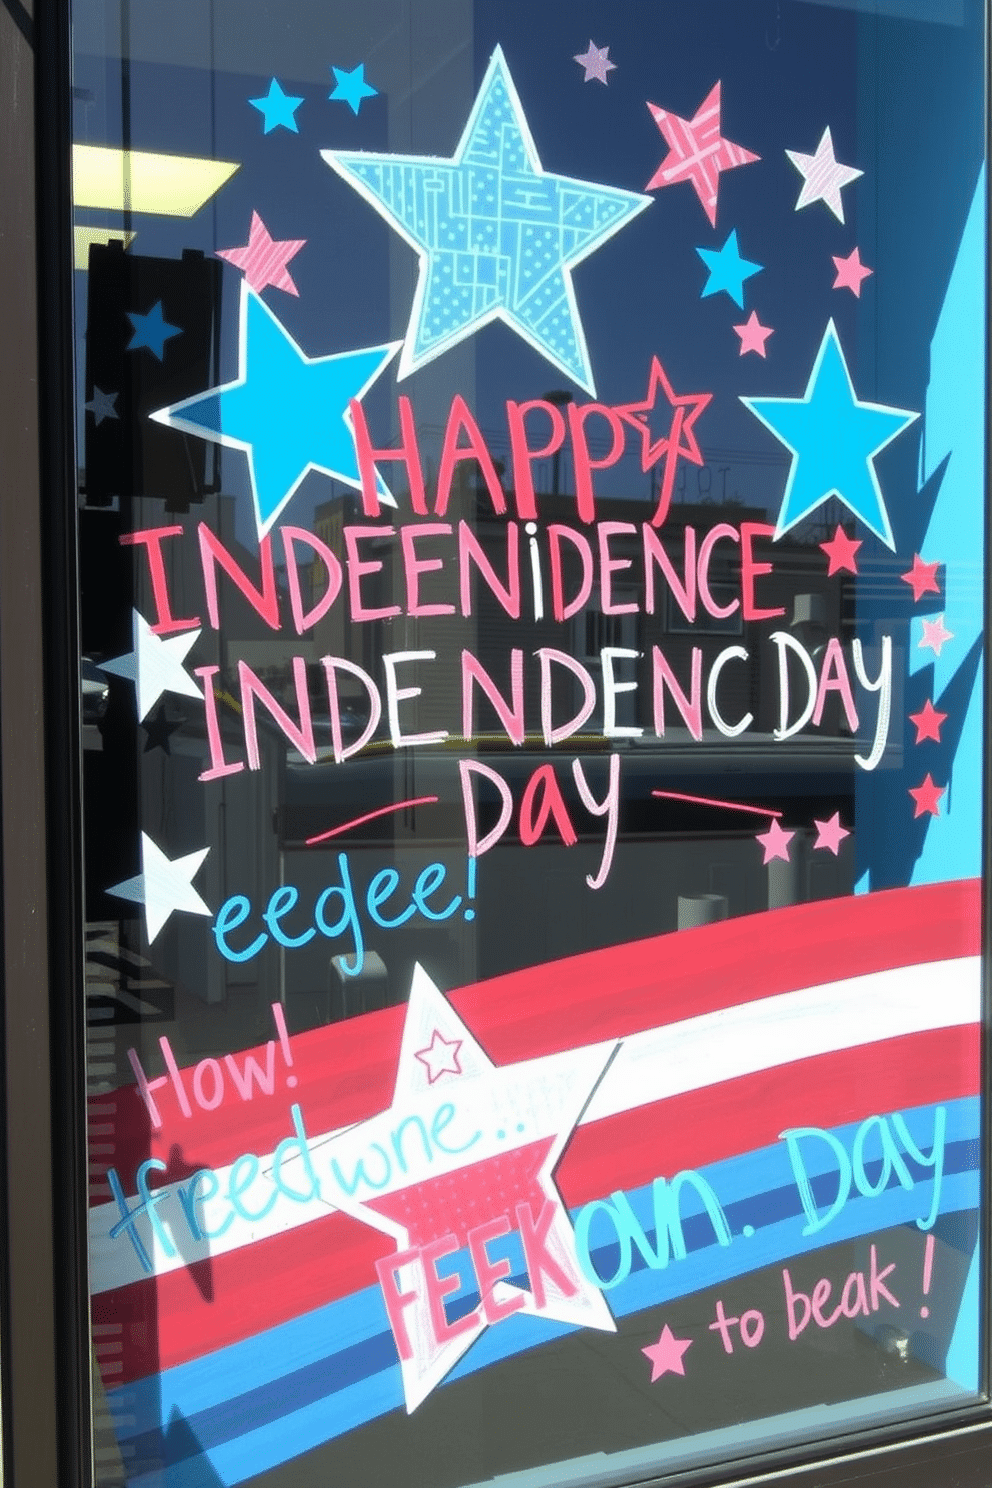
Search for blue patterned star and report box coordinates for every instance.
[149,285,400,538]
[741,321,918,548]
[329,63,378,115]
[249,78,304,134]
[126,302,181,359]
[696,229,763,307]
[322,45,651,394]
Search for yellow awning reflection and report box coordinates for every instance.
[73,225,136,271]
[72,144,239,218]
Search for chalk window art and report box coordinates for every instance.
[70,3,986,1486]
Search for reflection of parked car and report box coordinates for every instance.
[81,656,110,723]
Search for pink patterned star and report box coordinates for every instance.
[733,311,773,358]
[901,554,941,602]
[642,1324,693,1381]
[819,525,862,576]
[908,774,945,819]
[919,615,953,657]
[645,82,759,226]
[217,211,306,296]
[832,247,873,296]
[756,818,794,864]
[908,699,947,744]
[413,1029,463,1084]
[812,812,850,855]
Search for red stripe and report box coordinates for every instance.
[95,1022,979,1386]
[91,880,981,1196]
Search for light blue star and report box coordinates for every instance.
[696,230,762,307]
[322,45,651,394]
[126,302,182,359]
[329,63,378,116]
[741,320,919,549]
[249,78,304,134]
[149,285,400,539]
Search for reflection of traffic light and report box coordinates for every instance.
[83,240,222,511]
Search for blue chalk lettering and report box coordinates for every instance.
[781,1125,853,1235]
[330,1143,393,1197]
[367,868,417,929]
[314,852,364,975]
[891,1105,946,1231]
[178,1168,234,1241]
[412,862,462,921]
[228,1153,278,1222]
[214,895,268,963]
[272,1103,321,1203]
[264,885,317,949]
[431,1102,481,1155]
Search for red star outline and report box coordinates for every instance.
[616,357,712,527]
[413,1028,463,1084]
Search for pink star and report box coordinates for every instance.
[832,247,873,296]
[908,699,947,744]
[819,525,862,576]
[733,310,773,358]
[756,818,794,864]
[217,211,306,296]
[919,615,953,657]
[645,82,759,226]
[616,357,711,526]
[642,1324,693,1381]
[812,812,850,855]
[573,41,616,85]
[908,774,945,819]
[413,1029,463,1084]
[900,554,942,602]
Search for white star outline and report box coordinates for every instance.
[321,45,651,395]
[149,284,402,539]
[741,320,919,549]
[289,965,619,1412]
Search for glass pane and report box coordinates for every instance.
[69,2,986,1484]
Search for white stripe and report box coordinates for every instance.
[89,955,979,1295]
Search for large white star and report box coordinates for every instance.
[107,832,211,942]
[786,126,862,223]
[99,609,202,721]
[298,965,618,1411]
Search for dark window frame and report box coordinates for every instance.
[0,0,988,1484]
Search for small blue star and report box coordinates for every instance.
[741,320,918,548]
[126,302,181,360]
[329,63,378,116]
[696,229,763,308]
[322,45,650,394]
[150,285,400,538]
[249,78,304,134]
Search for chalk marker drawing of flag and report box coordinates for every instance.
[92,880,981,1485]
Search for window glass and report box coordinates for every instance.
[70,3,987,1484]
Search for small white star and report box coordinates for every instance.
[786,127,862,223]
[99,609,202,721]
[108,832,211,942]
